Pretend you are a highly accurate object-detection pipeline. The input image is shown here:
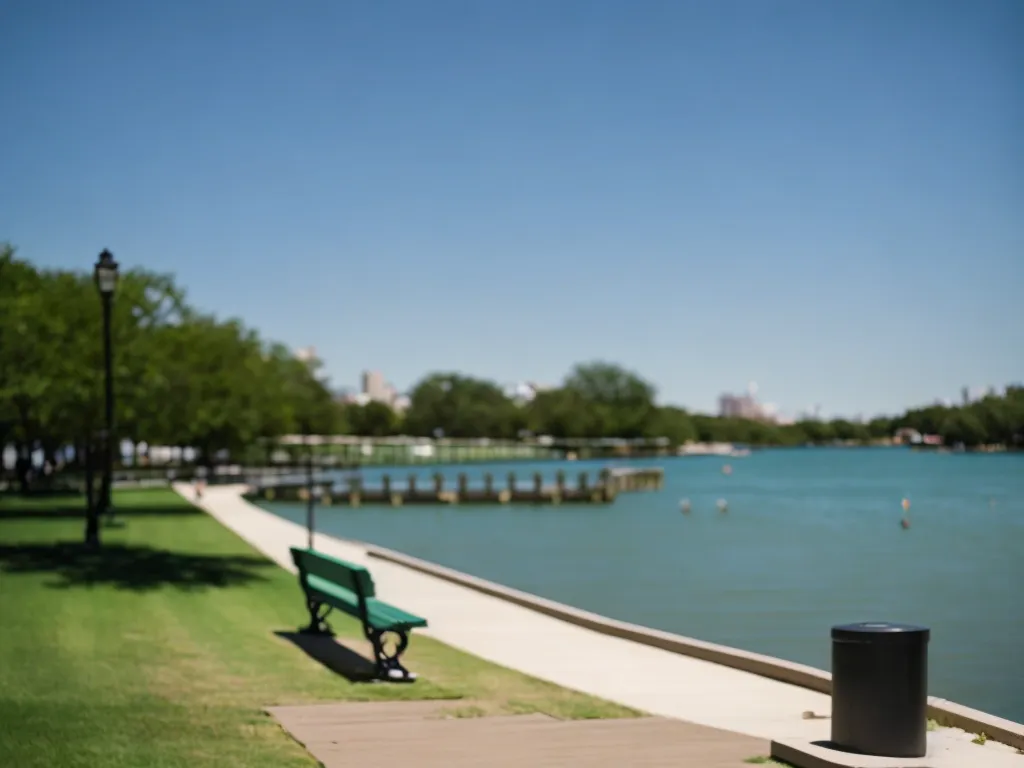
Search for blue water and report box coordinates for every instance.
[261,448,1024,722]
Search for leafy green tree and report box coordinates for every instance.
[346,401,400,437]
[563,361,656,437]
[797,419,835,444]
[0,249,344,543]
[940,409,987,447]
[831,419,870,442]
[526,388,598,438]
[898,405,949,436]
[643,406,698,445]
[403,373,521,438]
[867,417,895,440]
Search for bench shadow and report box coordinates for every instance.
[275,630,379,683]
[0,541,272,592]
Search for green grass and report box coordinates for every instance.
[0,489,637,768]
[744,757,793,766]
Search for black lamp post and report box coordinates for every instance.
[306,430,315,550]
[94,250,119,518]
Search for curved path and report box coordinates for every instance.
[178,483,834,741]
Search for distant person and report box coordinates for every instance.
[195,478,206,501]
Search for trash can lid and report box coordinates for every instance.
[832,622,930,643]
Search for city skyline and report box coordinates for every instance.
[3,2,1021,418]
[326,359,1015,421]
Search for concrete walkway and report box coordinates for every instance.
[179,483,840,741]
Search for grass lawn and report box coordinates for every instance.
[0,488,636,768]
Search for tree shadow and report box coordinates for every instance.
[0,541,272,591]
[275,630,379,683]
[0,502,202,521]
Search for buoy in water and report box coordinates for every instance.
[680,498,691,513]
[901,498,911,512]
[716,498,728,513]
[722,464,733,475]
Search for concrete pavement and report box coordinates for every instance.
[178,482,839,741]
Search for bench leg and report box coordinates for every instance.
[300,599,335,636]
[367,629,415,682]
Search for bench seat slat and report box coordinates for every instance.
[365,598,428,630]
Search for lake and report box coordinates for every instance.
[260,448,1024,722]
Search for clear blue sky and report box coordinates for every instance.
[2,0,1021,418]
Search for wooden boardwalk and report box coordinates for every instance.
[267,700,770,767]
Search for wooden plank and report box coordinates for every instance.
[268,701,769,767]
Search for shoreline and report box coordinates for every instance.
[363,541,1024,752]
[177,483,1024,750]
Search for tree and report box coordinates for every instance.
[940,409,987,447]
[0,248,345,544]
[643,406,698,445]
[403,373,521,438]
[797,419,835,444]
[831,419,870,442]
[526,387,598,438]
[867,417,895,440]
[346,401,400,437]
[562,362,657,437]
[898,405,949,436]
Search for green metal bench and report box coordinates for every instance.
[289,547,427,681]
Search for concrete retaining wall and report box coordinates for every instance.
[366,545,1024,750]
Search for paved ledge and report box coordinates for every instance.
[772,730,1024,768]
[924,699,1024,752]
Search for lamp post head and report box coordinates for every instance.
[94,249,119,296]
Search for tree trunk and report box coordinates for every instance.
[42,439,59,477]
[84,439,99,547]
[15,441,31,494]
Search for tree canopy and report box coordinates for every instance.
[1,246,337,472]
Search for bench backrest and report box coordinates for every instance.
[290,547,376,598]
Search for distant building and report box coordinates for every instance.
[718,381,786,423]
[719,393,759,419]
[894,428,922,445]
[362,370,387,399]
[295,346,318,363]
[359,370,401,408]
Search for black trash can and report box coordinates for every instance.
[831,622,929,758]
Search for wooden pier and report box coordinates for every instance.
[245,467,664,507]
